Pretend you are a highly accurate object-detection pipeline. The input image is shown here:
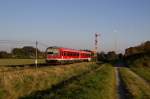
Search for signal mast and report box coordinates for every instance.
[94,33,100,61]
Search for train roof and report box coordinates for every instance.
[46,46,92,53]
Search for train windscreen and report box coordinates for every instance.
[47,48,59,56]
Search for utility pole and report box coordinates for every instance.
[35,41,38,69]
[94,33,100,62]
[114,30,117,53]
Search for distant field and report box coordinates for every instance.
[0,59,45,66]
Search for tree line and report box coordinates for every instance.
[97,41,150,64]
[125,41,150,57]
[0,46,45,59]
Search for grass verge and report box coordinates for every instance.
[129,57,150,84]
[28,64,116,99]
[0,62,98,99]
[119,67,150,99]
[131,67,150,84]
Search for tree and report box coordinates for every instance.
[106,51,118,63]
[125,41,150,57]
[0,51,11,58]
[22,46,36,58]
[97,51,107,62]
[12,48,25,58]
[11,46,45,59]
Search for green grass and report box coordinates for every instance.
[128,57,150,84]
[38,64,116,99]
[0,59,45,66]
[0,62,99,99]
[119,67,150,99]
[131,67,150,84]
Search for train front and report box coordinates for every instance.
[46,47,61,64]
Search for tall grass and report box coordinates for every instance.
[119,67,150,99]
[0,62,98,99]
[131,67,150,84]
[129,57,150,84]
[38,64,116,99]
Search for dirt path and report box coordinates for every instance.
[115,67,128,99]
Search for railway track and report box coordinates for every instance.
[0,62,91,72]
[0,63,52,72]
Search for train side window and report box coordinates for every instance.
[67,52,69,56]
[71,52,72,56]
[64,52,66,56]
[62,52,63,56]
[68,52,70,56]
[66,52,68,56]
[71,53,73,56]
[63,52,65,56]
[70,53,72,56]
[76,53,78,56]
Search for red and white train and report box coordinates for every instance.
[46,46,93,64]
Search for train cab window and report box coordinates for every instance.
[47,48,59,56]
[47,52,53,54]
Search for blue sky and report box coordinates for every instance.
[0,0,150,53]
